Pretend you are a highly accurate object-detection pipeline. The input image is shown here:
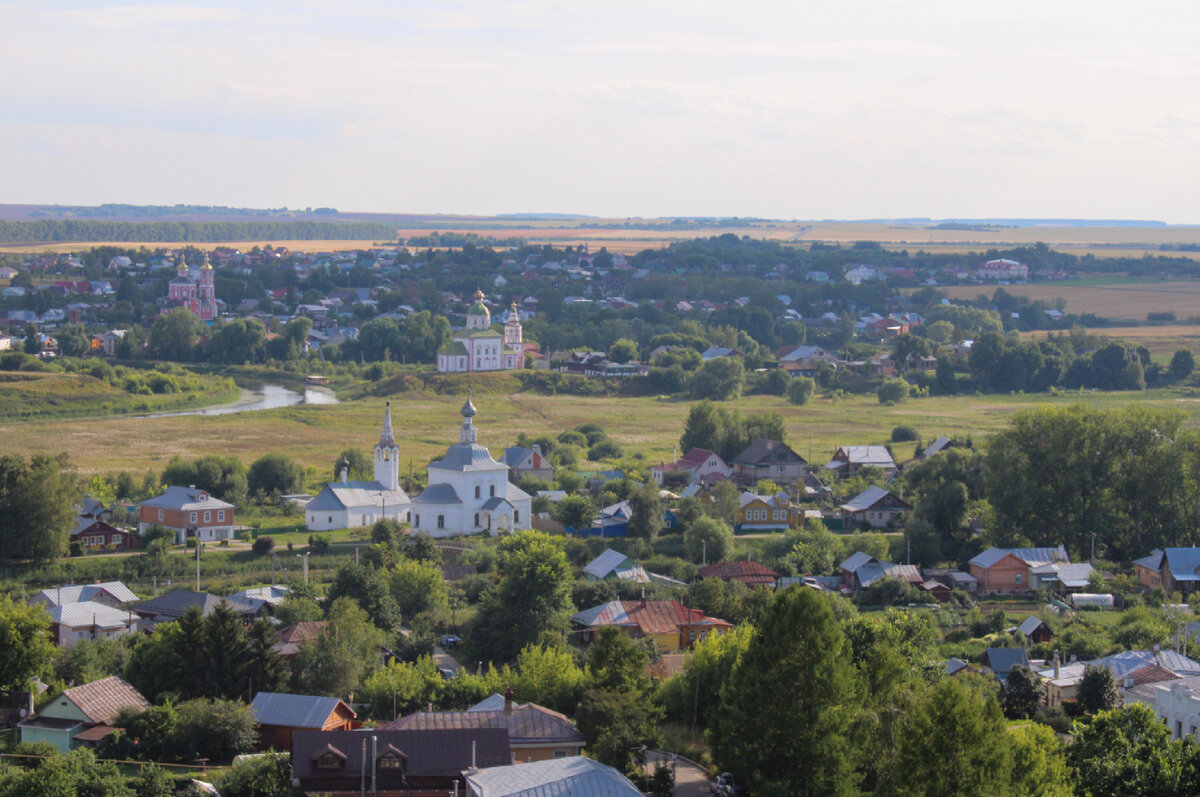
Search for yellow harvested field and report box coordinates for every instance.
[937,281,1200,321]
[0,239,387,255]
[1027,325,1200,360]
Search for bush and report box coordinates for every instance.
[588,439,624,461]
[786,376,815,405]
[251,535,275,555]
[308,534,331,554]
[877,378,910,405]
[557,431,588,447]
[891,425,919,442]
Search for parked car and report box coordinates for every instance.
[439,634,462,648]
[711,773,747,796]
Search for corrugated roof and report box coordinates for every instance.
[466,755,642,797]
[227,585,290,609]
[697,561,780,585]
[430,443,505,473]
[61,677,149,724]
[380,703,585,745]
[1164,549,1200,581]
[250,692,354,729]
[840,485,909,513]
[306,481,410,512]
[1134,549,1165,572]
[48,601,134,629]
[840,552,877,572]
[584,549,636,579]
[33,581,138,607]
[1017,616,1046,637]
[139,486,234,512]
[984,648,1030,677]
[969,546,1069,569]
[570,600,732,636]
[135,590,255,620]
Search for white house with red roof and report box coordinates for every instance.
[650,448,732,487]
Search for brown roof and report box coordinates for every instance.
[698,560,780,585]
[62,677,149,724]
[276,621,326,644]
[379,703,586,746]
[292,728,510,779]
[73,724,121,742]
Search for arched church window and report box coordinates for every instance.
[490,485,496,497]
[474,513,480,526]
[475,485,481,499]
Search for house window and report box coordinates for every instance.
[217,510,225,522]
[316,754,343,770]
[378,755,402,769]
[190,512,197,523]
[514,510,519,523]
[553,750,567,759]
[204,511,211,523]
[1015,573,1023,585]
[414,514,420,527]
[437,515,444,529]
[157,510,164,522]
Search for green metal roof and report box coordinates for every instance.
[439,341,469,356]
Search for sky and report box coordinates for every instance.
[2,0,1199,221]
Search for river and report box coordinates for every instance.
[135,382,339,419]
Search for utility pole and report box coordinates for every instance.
[702,539,707,566]
[194,529,201,591]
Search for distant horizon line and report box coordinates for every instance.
[0,203,1191,228]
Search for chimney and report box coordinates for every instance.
[503,686,514,715]
[1124,675,1135,688]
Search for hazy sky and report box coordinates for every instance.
[3,1,1199,221]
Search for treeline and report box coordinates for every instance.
[0,219,396,243]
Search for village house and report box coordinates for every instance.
[838,552,923,592]
[291,727,511,794]
[249,692,358,751]
[736,491,804,532]
[730,439,808,487]
[28,581,138,610]
[70,517,138,552]
[650,448,732,487]
[1039,650,1200,709]
[571,598,732,652]
[271,621,326,658]
[839,486,912,528]
[132,590,258,631]
[381,690,586,763]
[501,444,555,484]
[583,549,648,583]
[824,446,897,479]
[138,486,235,544]
[46,602,139,648]
[1134,549,1200,595]
[968,546,1071,594]
[18,677,149,753]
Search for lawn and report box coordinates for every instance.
[6,382,1200,477]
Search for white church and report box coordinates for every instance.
[410,395,533,537]
[305,402,412,532]
[436,289,525,373]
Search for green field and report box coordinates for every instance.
[0,371,241,421]
[5,375,1200,477]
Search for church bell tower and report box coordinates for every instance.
[374,401,400,491]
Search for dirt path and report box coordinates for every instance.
[645,750,711,797]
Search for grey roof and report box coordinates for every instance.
[47,601,134,629]
[430,442,506,472]
[135,590,256,619]
[969,546,1069,569]
[828,446,895,469]
[840,485,908,512]
[292,728,511,780]
[468,693,509,712]
[507,482,531,502]
[923,436,952,458]
[305,480,410,512]
[139,486,234,512]
[501,446,534,468]
[1134,549,1165,572]
[250,692,354,728]
[984,647,1030,678]
[840,551,877,572]
[413,483,463,505]
[378,401,397,448]
[466,756,642,797]
[1039,650,1200,687]
[227,585,290,610]
[32,581,138,607]
[584,549,637,579]
[946,658,972,675]
[481,497,514,512]
[1164,549,1200,582]
[1017,616,1047,637]
[731,438,806,466]
[1031,562,1094,588]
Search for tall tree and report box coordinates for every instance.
[0,595,56,692]
[1067,704,1185,796]
[627,481,663,542]
[149,307,203,360]
[0,453,79,562]
[710,588,859,797]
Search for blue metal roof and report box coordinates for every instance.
[250,692,353,728]
[1164,549,1200,581]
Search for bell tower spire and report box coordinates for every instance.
[374,400,400,491]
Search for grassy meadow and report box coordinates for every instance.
[0,371,241,421]
[6,379,1200,478]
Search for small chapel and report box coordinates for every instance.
[436,289,525,373]
[305,402,411,532]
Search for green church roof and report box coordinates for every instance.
[467,304,490,316]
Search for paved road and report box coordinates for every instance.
[646,750,711,797]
